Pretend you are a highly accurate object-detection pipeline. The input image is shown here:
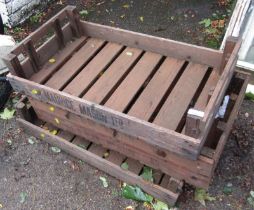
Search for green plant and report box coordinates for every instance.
[29,13,42,24]
[13,27,23,33]
[79,10,89,19]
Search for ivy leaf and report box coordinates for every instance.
[248,191,254,207]
[152,200,169,210]
[19,192,28,203]
[99,176,108,188]
[122,184,153,203]
[140,166,153,182]
[121,162,129,170]
[194,188,216,206]
[0,108,15,120]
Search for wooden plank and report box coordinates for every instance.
[105,150,126,165]
[125,158,143,174]
[88,144,107,157]
[154,63,208,130]
[128,57,185,120]
[46,38,105,89]
[29,37,87,84]
[30,103,213,188]
[200,39,242,150]
[105,52,162,112]
[72,136,91,149]
[84,47,143,104]
[81,21,223,68]
[211,72,249,172]
[8,74,201,160]
[64,43,124,97]
[18,118,179,205]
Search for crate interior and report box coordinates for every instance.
[20,35,221,137]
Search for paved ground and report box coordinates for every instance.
[1,0,254,209]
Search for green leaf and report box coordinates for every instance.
[223,183,233,195]
[248,197,254,207]
[19,192,28,203]
[152,200,169,210]
[199,18,211,28]
[28,136,36,145]
[0,108,15,120]
[99,176,108,188]
[122,184,153,203]
[140,166,153,182]
[245,92,254,101]
[79,10,89,18]
[194,188,216,206]
[250,191,254,198]
[121,162,129,170]
[50,147,61,153]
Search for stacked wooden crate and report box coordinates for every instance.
[1,6,250,205]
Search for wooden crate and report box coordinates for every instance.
[2,6,247,188]
[15,69,249,206]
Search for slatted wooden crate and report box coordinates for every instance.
[15,69,249,205]
[2,6,248,195]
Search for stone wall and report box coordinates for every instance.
[0,0,52,26]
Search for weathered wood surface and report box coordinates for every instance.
[18,118,180,205]
[81,21,223,68]
[198,38,242,151]
[8,74,200,160]
[28,98,214,188]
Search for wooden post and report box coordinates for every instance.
[1,53,26,78]
[66,6,82,38]
[220,36,238,74]
[185,109,205,138]
[23,39,40,72]
[52,18,65,49]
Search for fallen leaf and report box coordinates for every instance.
[248,191,254,207]
[40,133,45,139]
[121,162,129,170]
[120,14,125,19]
[31,89,39,95]
[123,4,130,8]
[139,16,144,22]
[0,203,3,208]
[28,136,36,145]
[0,108,15,120]
[125,205,135,210]
[50,129,58,135]
[122,184,153,202]
[54,118,60,124]
[194,188,216,206]
[126,51,133,56]
[103,151,109,158]
[223,183,233,195]
[100,176,108,188]
[19,192,28,203]
[7,139,12,145]
[49,106,55,112]
[50,146,61,153]
[49,58,56,63]
[153,200,169,210]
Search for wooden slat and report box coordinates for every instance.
[81,21,223,68]
[88,144,107,156]
[125,158,143,174]
[84,47,143,104]
[105,52,162,112]
[18,118,179,205]
[64,43,124,97]
[30,37,87,84]
[46,38,105,89]
[105,150,126,165]
[154,63,208,130]
[72,136,90,149]
[128,57,185,120]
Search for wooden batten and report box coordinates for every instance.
[66,6,82,37]
[185,109,205,138]
[220,36,238,74]
[23,39,40,72]
[52,18,66,49]
[1,53,26,78]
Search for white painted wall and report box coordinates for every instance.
[0,0,52,26]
